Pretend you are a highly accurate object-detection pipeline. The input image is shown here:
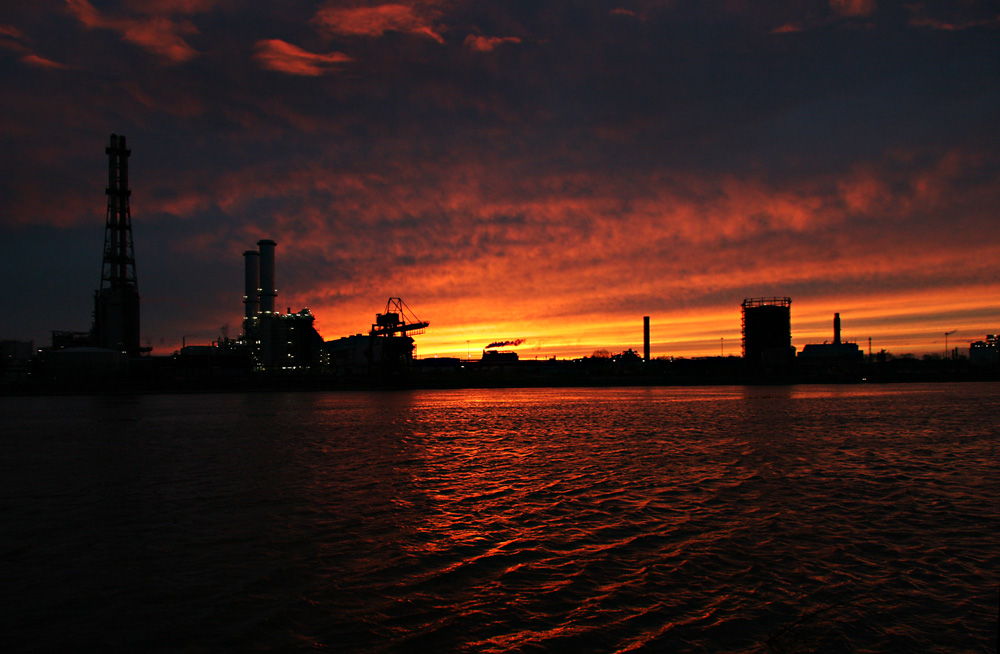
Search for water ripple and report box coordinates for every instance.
[1,384,998,652]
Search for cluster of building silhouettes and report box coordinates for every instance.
[2,135,998,388]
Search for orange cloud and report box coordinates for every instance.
[186,145,992,361]
[63,127,993,362]
[463,35,521,52]
[65,0,200,63]
[253,40,352,76]
[312,3,445,43]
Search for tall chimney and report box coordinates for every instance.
[243,250,260,320]
[833,313,841,345]
[643,316,650,363]
[258,239,276,314]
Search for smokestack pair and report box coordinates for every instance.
[244,239,277,319]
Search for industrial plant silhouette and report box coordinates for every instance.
[2,135,997,392]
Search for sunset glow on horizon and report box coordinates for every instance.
[1,1,997,358]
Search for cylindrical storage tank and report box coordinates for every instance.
[258,239,277,314]
[742,297,792,363]
[243,250,260,320]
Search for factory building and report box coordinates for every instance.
[798,313,863,362]
[322,298,427,375]
[969,335,999,366]
[237,242,425,376]
[323,333,413,375]
[741,297,795,364]
[240,240,323,371]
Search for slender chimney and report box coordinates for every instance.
[243,250,260,320]
[258,239,276,314]
[833,313,841,345]
[643,316,650,363]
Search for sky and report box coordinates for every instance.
[1,0,998,360]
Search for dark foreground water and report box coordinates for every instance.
[1,384,997,653]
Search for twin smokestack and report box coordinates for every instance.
[244,239,277,319]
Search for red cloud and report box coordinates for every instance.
[21,54,75,70]
[121,16,199,62]
[65,0,200,63]
[312,3,445,43]
[463,35,521,52]
[123,0,221,13]
[0,23,30,55]
[908,15,1000,30]
[253,39,353,76]
[829,0,875,17]
[0,23,24,39]
[771,23,804,34]
[2,22,75,70]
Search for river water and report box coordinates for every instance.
[1,384,997,652]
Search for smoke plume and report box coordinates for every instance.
[486,338,525,349]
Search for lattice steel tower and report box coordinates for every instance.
[93,133,141,355]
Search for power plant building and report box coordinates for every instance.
[741,297,794,364]
[238,242,425,376]
[323,333,415,375]
[240,240,323,371]
[798,313,863,362]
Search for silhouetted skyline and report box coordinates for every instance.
[1,2,998,359]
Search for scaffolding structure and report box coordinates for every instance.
[93,134,142,355]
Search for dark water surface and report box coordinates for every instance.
[2,384,998,652]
